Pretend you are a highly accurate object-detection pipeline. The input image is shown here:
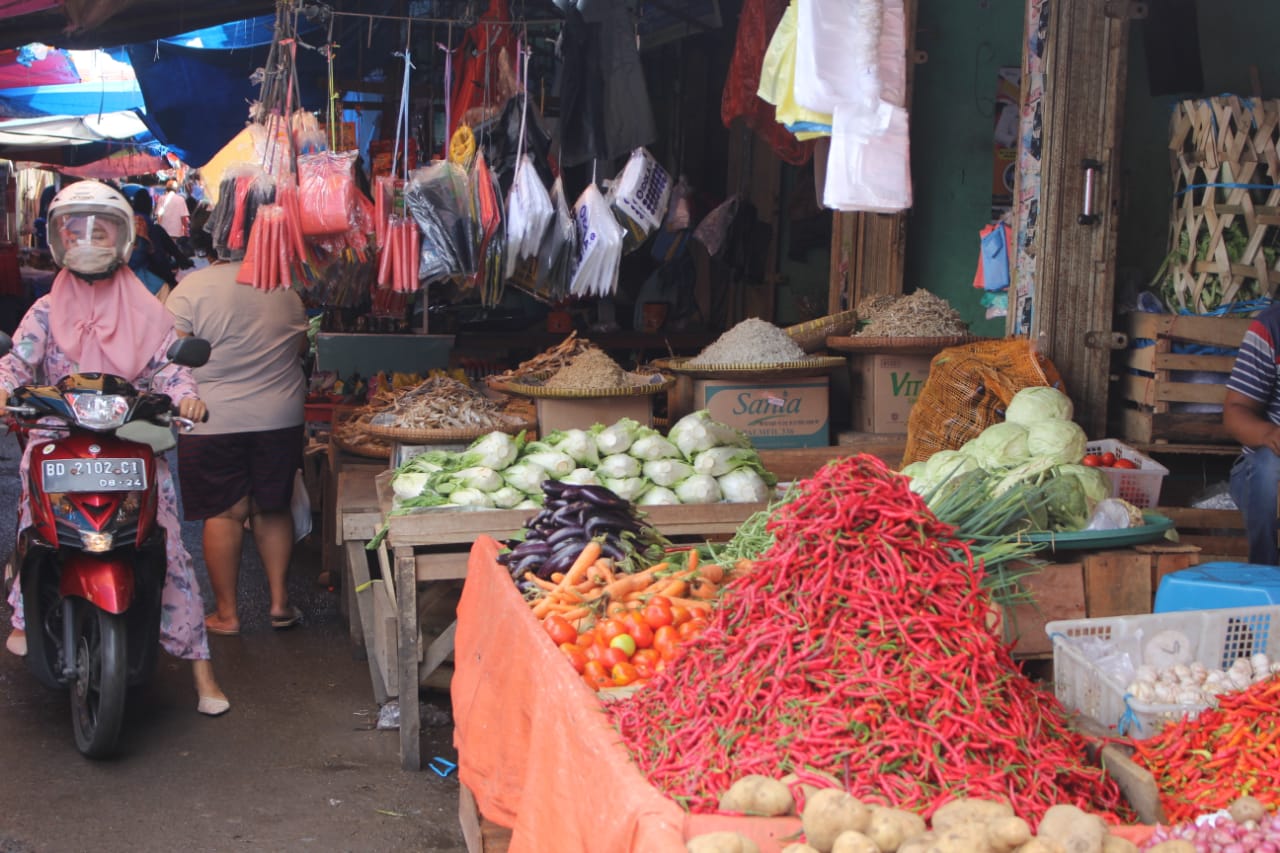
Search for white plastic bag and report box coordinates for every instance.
[824,101,912,212]
[569,183,625,297]
[535,177,576,299]
[794,0,883,116]
[504,154,554,279]
[291,468,312,542]
[607,147,672,253]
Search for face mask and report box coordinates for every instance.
[62,244,119,277]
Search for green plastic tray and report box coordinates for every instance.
[1020,511,1175,552]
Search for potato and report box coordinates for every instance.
[781,845,822,853]
[1228,794,1268,825]
[929,822,995,853]
[1014,841,1065,853]
[930,799,1015,832]
[718,774,795,817]
[1143,843,1195,853]
[985,816,1032,853]
[832,831,880,853]
[866,806,928,852]
[802,789,872,853]
[780,771,844,811]
[895,835,936,853]
[686,830,761,853]
[1101,836,1139,853]
[1035,805,1107,853]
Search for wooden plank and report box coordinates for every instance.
[1151,352,1237,373]
[999,562,1087,657]
[1129,441,1238,456]
[1127,312,1251,347]
[1135,543,1204,601]
[459,785,512,853]
[1153,381,1228,405]
[1070,712,1166,824]
[1158,506,1243,529]
[415,551,471,582]
[421,620,457,685]
[1082,550,1152,618]
[396,544,422,771]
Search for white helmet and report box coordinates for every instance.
[47,180,136,281]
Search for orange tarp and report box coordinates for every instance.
[452,536,806,852]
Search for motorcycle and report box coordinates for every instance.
[1,334,210,757]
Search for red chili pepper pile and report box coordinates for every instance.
[608,454,1130,821]
[1131,677,1280,822]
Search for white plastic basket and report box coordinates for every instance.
[1046,606,1280,739]
[1084,438,1168,508]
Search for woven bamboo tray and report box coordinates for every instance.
[785,310,858,352]
[492,373,674,399]
[333,432,391,460]
[654,355,846,381]
[362,415,536,444]
[826,334,980,354]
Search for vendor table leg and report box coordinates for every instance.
[346,540,388,703]
[395,544,422,770]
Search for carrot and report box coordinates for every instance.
[663,596,713,612]
[690,578,718,600]
[652,578,689,599]
[550,572,566,584]
[686,549,700,573]
[523,572,557,592]
[734,558,755,575]
[598,563,666,600]
[561,541,603,589]
[587,559,616,585]
[697,563,726,584]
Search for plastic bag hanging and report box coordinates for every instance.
[298,151,358,236]
[606,147,672,254]
[568,182,625,298]
[504,154,554,279]
[404,161,477,285]
[535,176,576,300]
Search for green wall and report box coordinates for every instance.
[905,0,1024,338]
[1118,2,1280,305]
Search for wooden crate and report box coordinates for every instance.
[1158,505,1248,565]
[1081,550,1154,619]
[1163,97,1280,313]
[1119,312,1251,445]
[998,561,1087,658]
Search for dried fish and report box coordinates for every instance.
[855,291,969,338]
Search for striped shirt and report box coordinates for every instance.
[1225,304,1280,451]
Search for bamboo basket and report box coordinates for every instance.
[1160,96,1280,313]
[784,310,857,353]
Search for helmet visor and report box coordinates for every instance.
[53,212,123,249]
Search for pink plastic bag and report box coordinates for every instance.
[298,151,357,236]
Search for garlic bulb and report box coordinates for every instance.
[1136,664,1159,683]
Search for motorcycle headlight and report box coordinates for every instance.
[66,393,130,430]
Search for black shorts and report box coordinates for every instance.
[176,425,304,521]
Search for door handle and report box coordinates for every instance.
[1079,158,1103,226]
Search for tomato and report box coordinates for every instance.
[632,656,657,679]
[669,604,692,626]
[583,660,612,690]
[642,601,673,630]
[599,645,629,669]
[1112,458,1138,469]
[583,642,601,662]
[1081,454,1102,467]
[605,601,627,618]
[559,642,589,674]
[611,662,640,686]
[648,595,672,610]
[609,633,638,658]
[576,632,596,649]
[632,648,661,669]
[653,625,680,661]
[678,618,707,641]
[543,614,577,646]
[597,618,627,645]
[1100,452,1117,467]
[627,621,655,649]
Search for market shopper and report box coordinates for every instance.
[129,189,191,302]
[154,179,190,253]
[167,255,309,636]
[1223,301,1280,565]
[0,180,229,717]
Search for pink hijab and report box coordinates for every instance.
[47,266,175,382]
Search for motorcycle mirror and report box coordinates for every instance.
[0,331,11,358]
[166,337,211,368]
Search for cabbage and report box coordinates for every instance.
[1025,419,1087,465]
[629,434,682,461]
[562,467,601,486]
[489,486,526,509]
[596,453,642,479]
[592,418,642,455]
[514,499,541,510]
[674,473,722,504]
[503,461,549,495]
[668,410,750,457]
[521,445,576,478]
[692,447,756,477]
[961,422,1029,470]
[545,428,600,467]
[909,449,980,494]
[461,431,523,470]
[397,449,454,474]
[451,466,504,492]
[642,458,695,487]
[1005,386,1073,425]
[637,486,680,506]
[1057,463,1111,506]
[718,468,771,503]
[602,476,649,501]
[392,472,431,500]
[449,488,493,507]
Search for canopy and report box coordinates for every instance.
[0,108,145,146]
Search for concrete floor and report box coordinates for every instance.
[0,432,467,853]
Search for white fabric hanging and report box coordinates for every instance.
[794,0,883,117]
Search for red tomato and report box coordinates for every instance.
[609,633,637,658]
[599,645,629,669]
[576,632,596,649]
[1112,458,1138,469]
[678,619,707,641]
[653,625,680,661]
[632,648,661,669]
[583,642,601,662]
[642,601,674,630]
[1081,454,1102,467]
[632,656,657,679]
[597,618,627,645]
[559,643,588,674]
[543,614,577,646]
[611,662,640,686]
[583,660,611,690]
[605,602,628,618]
[669,605,692,626]
[1100,452,1117,467]
[648,595,672,610]
[628,621,655,649]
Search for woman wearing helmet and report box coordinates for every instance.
[0,180,229,717]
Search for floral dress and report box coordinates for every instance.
[0,296,210,661]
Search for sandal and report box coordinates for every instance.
[271,606,303,630]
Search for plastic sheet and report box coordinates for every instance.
[794,0,882,116]
[298,151,357,237]
[607,147,672,254]
[503,154,554,279]
[403,161,477,285]
[568,183,625,298]
[534,177,576,300]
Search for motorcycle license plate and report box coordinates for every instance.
[41,458,147,493]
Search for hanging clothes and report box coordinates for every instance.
[555,0,657,168]
[721,0,813,166]
[448,0,518,143]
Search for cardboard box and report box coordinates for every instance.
[535,395,654,435]
[849,354,932,434]
[692,377,829,449]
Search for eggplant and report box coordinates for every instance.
[540,539,587,578]
[510,540,551,558]
[584,515,638,539]
[511,552,547,577]
[545,525,587,548]
[559,483,629,509]
[541,479,570,499]
[550,503,588,527]
[598,537,627,561]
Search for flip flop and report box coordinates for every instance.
[271,606,303,630]
[204,616,240,637]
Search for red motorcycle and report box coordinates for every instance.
[2,334,210,757]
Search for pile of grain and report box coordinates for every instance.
[855,291,969,337]
[687,318,807,366]
[544,348,630,390]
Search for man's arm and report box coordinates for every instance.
[1224,388,1280,454]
